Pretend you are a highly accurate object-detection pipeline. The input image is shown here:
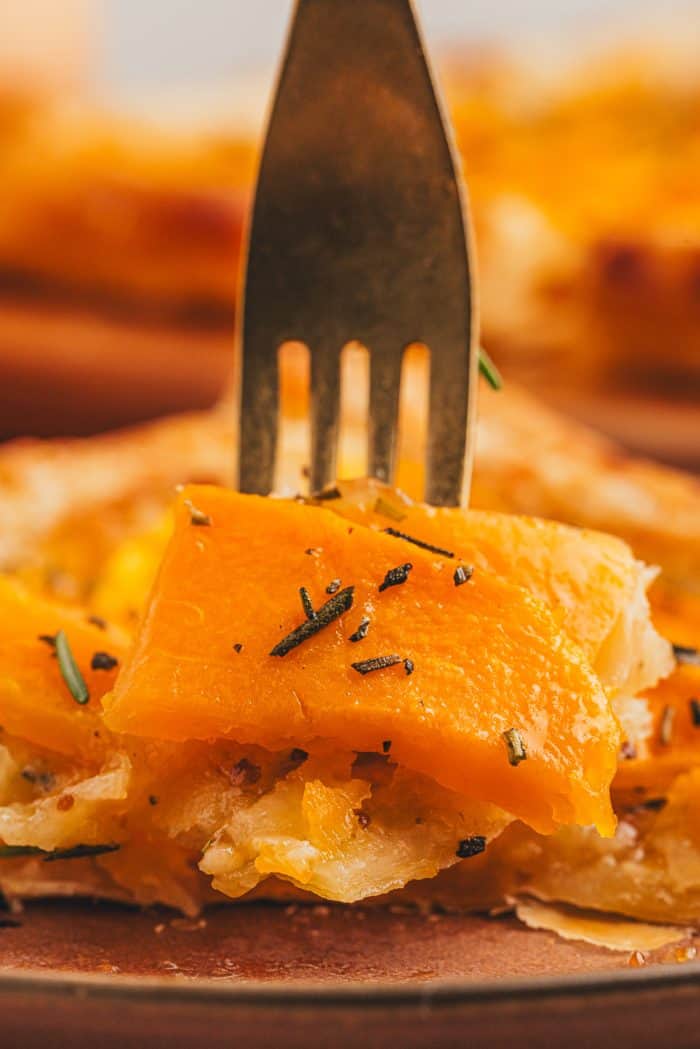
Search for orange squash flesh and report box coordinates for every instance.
[0,577,125,760]
[318,479,662,680]
[105,486,619,836]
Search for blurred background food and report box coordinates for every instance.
[0,0,698,468]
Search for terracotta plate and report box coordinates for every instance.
[1,901,700,1048]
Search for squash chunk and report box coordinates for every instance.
[319,479,672,695]
[105,486,619,835]
[0,577,125,759]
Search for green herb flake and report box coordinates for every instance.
[0,845,46,859]
[271,587,355,657]
[378,563,413,593]
[90,651,119,672]
[383,528,454,559]
[349,617,370,643]
[55,629,90,705]
[299,587,316,621]
[351,654,403,676]
[313,485,342,501]
[503,727,527,766]
[453,565,474,587]
[43,843,120,862]
[478,347,503,391]
[456,836,486,859]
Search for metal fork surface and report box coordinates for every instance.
[237,0,477,506]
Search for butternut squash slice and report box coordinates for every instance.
[105,486,619,836]
[0,576,126,759]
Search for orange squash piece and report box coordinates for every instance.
[105,486,619,835]
[0,577,126,759]
[319,479,672,692]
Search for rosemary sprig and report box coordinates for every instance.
[383,528,454,559]
[351,654,403,676]
[453,565,474,587]
[55,630,89,705]
[299,587,316,621]
[456,836,486,859]
[43,843,121,862]
[271,586,354,657]
[478,347,503,391]
[349,617,371,643]
[503,727,527,766]
[0,845,45,859]
[378,563,413,593]
[90,651,119,671]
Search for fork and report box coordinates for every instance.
[237,0,477,506]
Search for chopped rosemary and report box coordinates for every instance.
[270,586,354,657]
[314,485,342,501]
[690,698,700,727]
[90,651,119,671]
[43,843,120,862]
[453,565,474,587]
[184,499,212,527]
[378,563,413,592]
[1,843,120,862]
[149,795,159,806]
[233,643,243,654]
[351,654,403,676]
[326,579,341,595]
[659,705,675,746]
[673,644,700,667]
[38,633,57,649]
[349,617,370,643]
[478,347,503,391]
[87,614,108,631]
[404,658,415,676]
[383,528,454,558]
[456,836,486,859]
[373,496,407,523]
[503,727,527,766]
[0,845,45,859]
[382,740,392,754]
[55,630,89,705]
[299,587,316,621]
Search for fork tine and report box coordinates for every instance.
[368,346,404,485]
[238,329,279,496]
[310,347,342,494]
[425,336,477,507]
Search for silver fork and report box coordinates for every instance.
[237,0,477,506]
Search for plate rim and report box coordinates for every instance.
[1,958,700,1008]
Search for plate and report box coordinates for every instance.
[1,901,699,1048]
